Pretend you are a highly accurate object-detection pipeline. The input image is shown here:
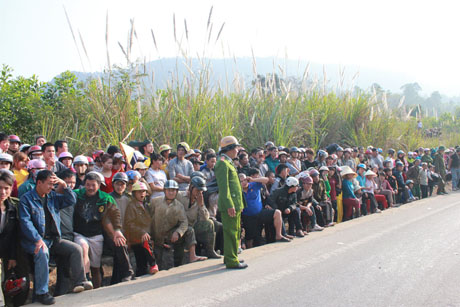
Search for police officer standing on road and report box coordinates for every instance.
[215,136,248,269]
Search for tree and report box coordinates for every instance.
[426,91,442,107]
[371,83,384,96]
[400,82,422,105]
[454,106,460,120]
[0,65,49,140]
[42,71,83,109]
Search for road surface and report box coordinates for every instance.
[36,192,460,306]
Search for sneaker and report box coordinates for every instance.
[326,222,336,227]
[375,209,382,213]
[121,275,132,282]
[82,280,93,290]
[36,293,56,305]
[149,264,159,275]
[72,285,85,293]
[312,225,324,231]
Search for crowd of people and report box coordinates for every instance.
[0,131,458,305]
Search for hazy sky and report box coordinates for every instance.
[1,0,459,95]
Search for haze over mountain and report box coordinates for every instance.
[70,57,415,92]
[69,57,460,115]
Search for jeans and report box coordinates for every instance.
[451,168,460,189]
[421,185,428,198]
[283,208,302,235]
[361,193,378,215]
[397,186,410,203]
[34,238,85,295]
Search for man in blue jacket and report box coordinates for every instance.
[392,161,409,204]
[19,170,92,305]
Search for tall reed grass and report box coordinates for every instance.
[43,8,456,154]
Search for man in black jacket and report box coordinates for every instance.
[268,177,305,238]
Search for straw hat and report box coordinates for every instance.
[133,162,148,170]
[364,170,377,177]
[340,166,357,178]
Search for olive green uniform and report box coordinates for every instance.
[150,196,196,269]
[176,191,216,255]
[215,154,246,268]
[433,152,446,194]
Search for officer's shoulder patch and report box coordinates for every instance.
[220,156,225,161]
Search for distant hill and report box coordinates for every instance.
[70,57,416,93]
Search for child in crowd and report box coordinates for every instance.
[419,162,429,198]
[362,170,381,214]
[124,182,159,276]
[405,180,418,202]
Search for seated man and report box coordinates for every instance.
[268,176,304,238]
[254,149,269,177]
[19,170,92,305]
[310,169,334,227]
[392,161,409,204]
[239,173,291,248]
[54,169,77,296]
[73,172,133,289]
[151,180,205,270]
[73,155,89,190]
[296,176,324,232]
[176,176,221,258]
[109,172,131,226]
[237,152,251,176]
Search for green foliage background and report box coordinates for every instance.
[1,64,459,155]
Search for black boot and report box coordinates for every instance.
[36,293,56,305]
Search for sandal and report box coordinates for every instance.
[276,237,291,243]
